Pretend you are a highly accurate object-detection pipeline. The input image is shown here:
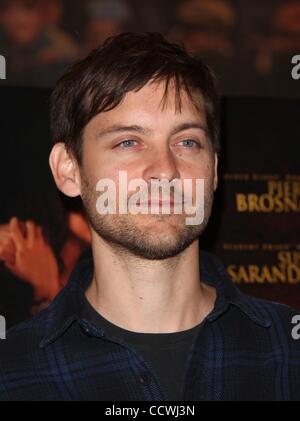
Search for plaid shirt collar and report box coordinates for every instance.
[39,250,271,349]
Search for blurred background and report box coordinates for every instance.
[0,0,299,327]
[0,0,300,97]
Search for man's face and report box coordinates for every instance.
[79,80,218,259]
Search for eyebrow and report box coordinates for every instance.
[170,122,207,136]
[96,122,207,139]
[97,125,150,138]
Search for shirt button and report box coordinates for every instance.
[139,372,151,386]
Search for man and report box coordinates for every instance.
[0,32,300,401]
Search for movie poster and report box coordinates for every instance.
[214,97,300,309]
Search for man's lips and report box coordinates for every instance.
[138,200,183,207]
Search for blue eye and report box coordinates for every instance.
[179,139,199,148]
[117,140,138,148]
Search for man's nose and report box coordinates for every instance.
[143,148,180,182]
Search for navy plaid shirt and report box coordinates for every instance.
[1,250,300,401]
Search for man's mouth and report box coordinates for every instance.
[138,199,183,207]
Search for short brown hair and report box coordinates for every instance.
[50,32,220,163]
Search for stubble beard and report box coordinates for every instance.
[80,174,214,260]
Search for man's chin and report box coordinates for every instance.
[86,209,205,259]
[98,225,201,260]
[130,211,189,230]
[112,238,197,260]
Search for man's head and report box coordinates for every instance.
[49,32,220,260]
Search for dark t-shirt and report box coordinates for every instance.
[82,296,201,400]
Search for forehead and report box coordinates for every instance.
[97,79,206,127]
[122,79,203,115]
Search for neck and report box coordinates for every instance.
[85,234,216,333]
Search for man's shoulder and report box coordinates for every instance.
[0,309,48,365]
[203,250,300,348]
[248,292,299,321]
[0,306,64,400]
[0,254,92,367]
[240,290,300,349]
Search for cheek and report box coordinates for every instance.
[199,153,216,178]
[82,148,140,191]
[181,158,213,181]
[81,142,108,182]
[83,160,128,195]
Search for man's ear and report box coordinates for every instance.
[213,152,218,192]
[49,143,81,197]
